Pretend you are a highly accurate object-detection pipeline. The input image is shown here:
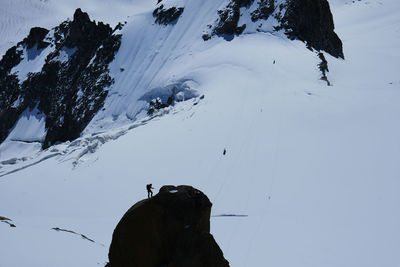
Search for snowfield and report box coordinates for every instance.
[1,0,400,267]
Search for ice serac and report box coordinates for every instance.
[0,8,121,148]
[107,185,229,267]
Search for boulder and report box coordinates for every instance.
[107,185,229,267]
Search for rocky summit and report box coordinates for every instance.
[107,185,229,267]
[0,8,121,148]
[203,0,343,58]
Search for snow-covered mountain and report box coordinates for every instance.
[1,0,343,152]
[1,0,400,266]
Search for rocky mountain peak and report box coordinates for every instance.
[203,0,344,58]
[0,8,121,148]
[65,8,112,49]
[73,8,90,23]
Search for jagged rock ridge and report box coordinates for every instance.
[107,185,229,267]
[204,0,344,58]
[0,9,121,148]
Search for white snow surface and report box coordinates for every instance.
[1,0,400,267]
[11,44,54,82]
[0,107,46,161]
[4,106,46,143]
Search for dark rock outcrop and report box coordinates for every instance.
[25,27,50,50]
[318,52,331,85]
[107,185,229,267]
[153,4,184,25]
[203,0,253,40]
[147,97,169,115]
[0,43,26,144]
[251,0,275,22]
[0,9,121,148]
[280,0,344,59]
[204,0,344,58]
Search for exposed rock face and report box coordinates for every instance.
[203,0,253,40]
[213,0,252,37]
[318,52,331,85]
[281,0,344,58]
[153,4,184,25]
[204,0,344,58]
[107,185,229,267]
[251,0,275,22]
[25,27,50,50]
[0,8,121,148]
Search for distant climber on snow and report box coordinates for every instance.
[146,184,154,198]
[223,149,226,155]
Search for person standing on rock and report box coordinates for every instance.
[146,184,154,198]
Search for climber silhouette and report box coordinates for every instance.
[146,184,154,198]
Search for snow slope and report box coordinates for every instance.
[1,0,400,267]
